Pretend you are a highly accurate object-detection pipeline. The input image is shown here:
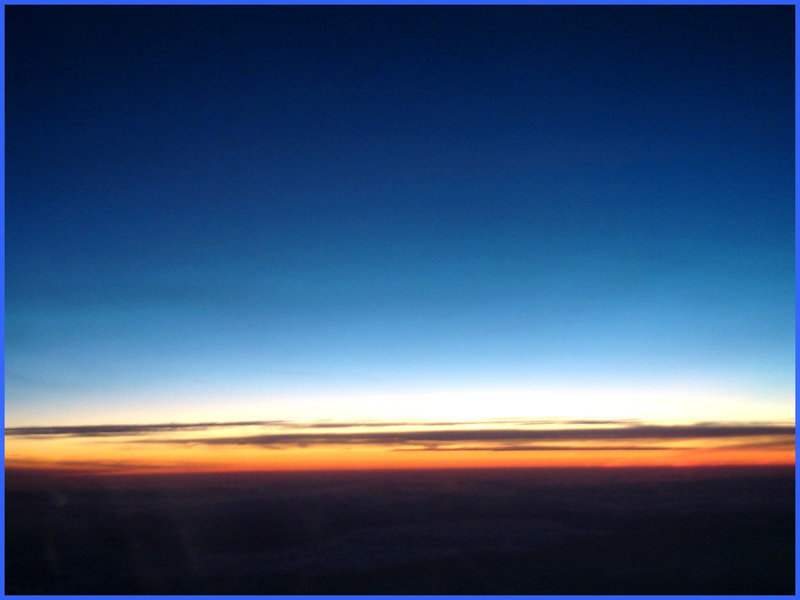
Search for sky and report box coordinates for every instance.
[5,6,795,473]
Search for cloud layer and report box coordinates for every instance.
[7,419,792,454]
[152,424,793,449]
[3,418,637,437]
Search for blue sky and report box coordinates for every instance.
[5,6,794,427]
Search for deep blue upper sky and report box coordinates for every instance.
[5,7,794,425]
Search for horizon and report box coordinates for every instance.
[5,415,795,476]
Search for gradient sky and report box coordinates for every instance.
[4,7,794,471]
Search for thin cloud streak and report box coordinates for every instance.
[3,418,641,437]
[7,420,794,458]
[4,421,278,437]
[136,424,795,448]
[392,445,685,452]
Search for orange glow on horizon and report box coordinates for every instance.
[6,435,794,476]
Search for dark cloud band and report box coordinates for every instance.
[138,424,794,448]
[392,445,685,452]
[4,421,276,437]
[1,418,640,437]
[7,421,793,454]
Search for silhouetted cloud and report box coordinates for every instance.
[7,420,794,456]
[133,423,794,449]
[1,417,641,437]
[392,445,685,452]
[716,437,796,450]
[4,421,278,437]
[5,458,189,472]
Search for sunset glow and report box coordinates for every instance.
[7,416,794,475]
